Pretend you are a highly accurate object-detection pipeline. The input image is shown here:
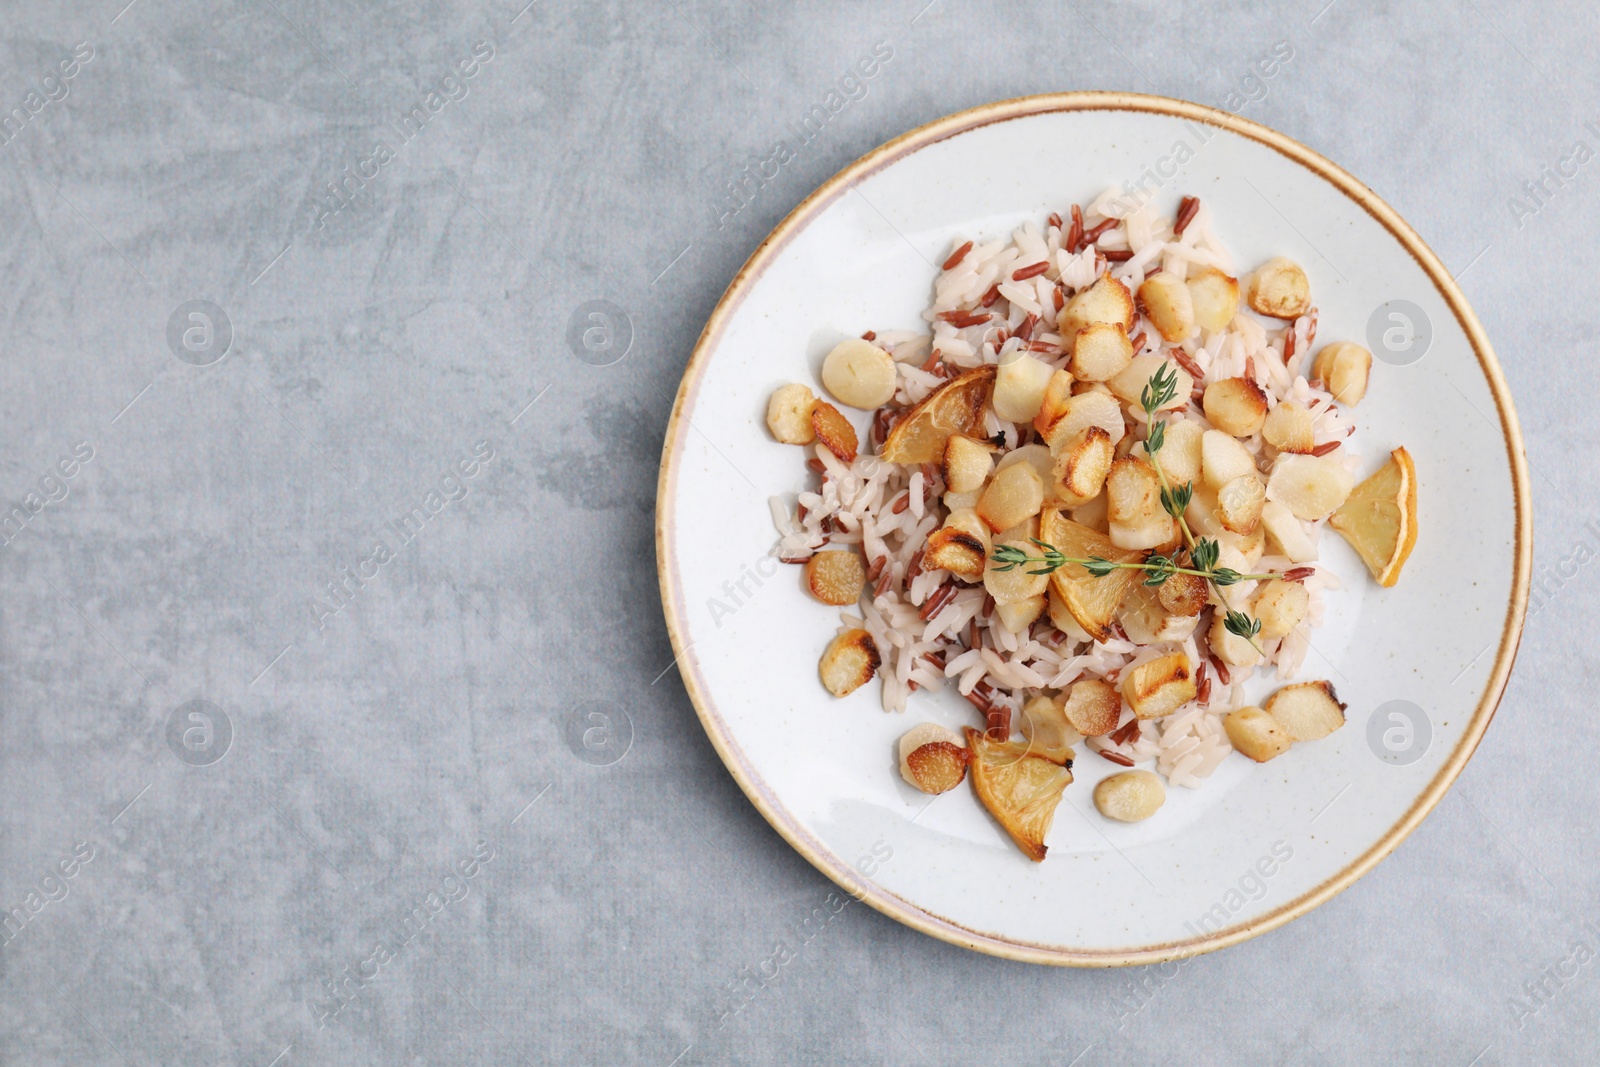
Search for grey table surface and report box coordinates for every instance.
[0,0,1591,1064]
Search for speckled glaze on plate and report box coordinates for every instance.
[656,92,1530,966]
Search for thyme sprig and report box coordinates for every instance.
[989,361,1271,649]
[990,540,1279,587]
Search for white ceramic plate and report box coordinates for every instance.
[657,93,1530,965]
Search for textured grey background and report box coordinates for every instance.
[0,0,1590,1064]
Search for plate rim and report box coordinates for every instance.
[655,90,1532,966]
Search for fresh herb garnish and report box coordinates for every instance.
[991,358,1277,652]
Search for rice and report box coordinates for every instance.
[775,189,1355,791]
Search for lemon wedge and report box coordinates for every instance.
[880,365,994,464]
[965,728,1073,862]
[1329,446,1416,587]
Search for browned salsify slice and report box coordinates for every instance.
[810,401,858,463]
[1060,678,1122,737]
[904,741,969,794]
[804,550,865,606]
[818,628,879,697]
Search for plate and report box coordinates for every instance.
[656,93,1530,965]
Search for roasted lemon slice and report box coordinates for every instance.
[1329,446,1416,587]
[1039,508,1145,642]
[880,365,994,464]
[966,728,1073,862]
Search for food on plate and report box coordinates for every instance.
[941,434,995,493]
[924,509,990,580]
[766,194,1415,858]
[1094,770,1166,822]
[1186,266,1239,332]
[1223,706,1293,763]
[1311,342,1373,407]
[1203,377,1269,438]
[966,727,1073,862]
[819,628,879,697]
[1263,680,1346,741]
[1266,454,1355,521]
[1069,321,1134,381]
[1039,513,1145,642]
[1252,579,1310,639]
[879,365,993,463]
[897,723,969,794]
[1019,694,1081,763]
[1059,273,1134,338]
[992,353,1057,422]
[1051,427,1114,505]
[1136,272,1195,344]
[1245,256,1311,319]
[766,383,817,444]
[805,550,865,605]
[976,460,1044,532]
[822,338,899,409]
[1329,447,1417,586]
[1123,651,1198,719]
[1262,399,1314,453]
[1060,677,1122,736]
[810,400,858,463]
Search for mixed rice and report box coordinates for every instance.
[765,189,1403,852]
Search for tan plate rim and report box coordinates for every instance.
[654,90,1532,967]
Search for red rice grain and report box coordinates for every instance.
[1172,349,1204,380]
[919,580,957,621]
[1174,196,1200,237]
[942,241,973,271]
[1084,217,1118,243]
[873,568,893,599]
[1310,440,1342,457]
[1012,261,1050,281]
[938,310,991,328]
